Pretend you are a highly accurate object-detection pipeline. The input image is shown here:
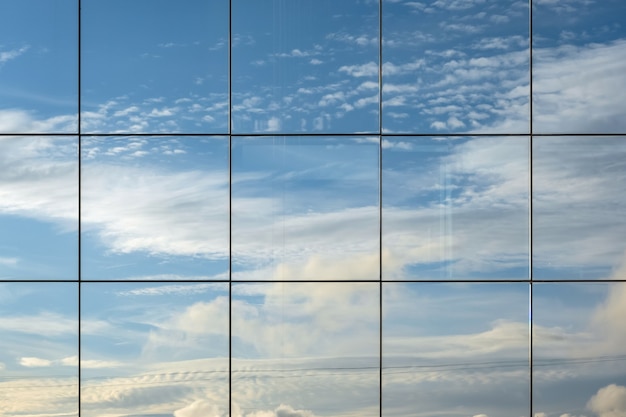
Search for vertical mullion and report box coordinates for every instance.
[77,0,82,415]
[529,1,534,417]
[228,0,233,416]
[378,1,384,417]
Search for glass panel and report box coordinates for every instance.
[232,136,379,280]
[382,136,529,280]
[533,136,626,279]
[81,282,229,417]
[232,282,379,416]
[0,0,77,133]
[0,136,78,280]
[81,0,229,133]
[81,136,229,280]
[383,283,529,417]
[533,283,626,417]
[382,0,529,134]
[232,0,379,134]
[533,0,626,134]
[0,283,78,416]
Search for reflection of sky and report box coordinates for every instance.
[81,136,229,280]
[1,0,626,417]
[232,136,379,280]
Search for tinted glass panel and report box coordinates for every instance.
[81,282,229,416]
[533,283,626,417]
[232,136,379,280]
[0,0,77,133]
[383,136,529,280]
[533,0,626,133]
[383,283,529,417]
[0,283,78,416]
[232,0,379,134]
[0,136,78,280]
[81,136,229,280]
[533,136,626,279]
[232,282,379,416]
[382,0,529,133]
[81,0,229,133]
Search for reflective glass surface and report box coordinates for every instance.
[81,0,229,133]
[383,283,529,417]
[232,136,379,280]
[533,0,626,133]
[232,0,380,133]
[232,282,379,416]
[383,136,529,280]
[533,283,626,417]
[0,136,78,280]
[81,282,229,416]
[382,0,529,134]
[533,136,626,279]
[81,136,229,280]
[0,283,78,416]
[0,0,77,133]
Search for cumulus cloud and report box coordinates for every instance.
[19,357,53,367]
[587,384,626,417]
[174,400,222,417]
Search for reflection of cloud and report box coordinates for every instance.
[587,384,626,417]
[19,357,53,367]
[0,45,29,64]
[534,39,626,133]
[175,400,221,417]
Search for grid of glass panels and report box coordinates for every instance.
[1,1,625,416]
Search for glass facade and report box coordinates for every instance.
[1,1,625,416]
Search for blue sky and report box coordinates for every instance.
[1,0,626,416]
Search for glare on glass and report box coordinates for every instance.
[80,282,229,417]
[0,283,78,416]
[533,283,626,417]
[533,0,626,133]
[383,282,530,417]
[81,136,229,280]
[0,136,78,280]
[232,136,379,280]
[81,0,229,133]
[232,0,380,134]
[0,0,77,133]
[232,282,379,417]
[382,0,529,134]
[533,136,626,279]
[382,136,529,280]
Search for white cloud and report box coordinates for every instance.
[338,61,378,77]
[534,39,626,133]
[587,384,626,417]
[0,46,29,64]
[175,400,222,417]
[19,357,53,367]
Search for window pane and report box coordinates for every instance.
[232,0,379,134]
[81,282,229,416]
[382,136,529,280]
[0,136,78,280]
[533,137,626,279]
[232,136,379,280]
[81,0,229,133]
[81,136,229,280]
[382,0,529,134]
[0,283,78,416]
[533,283,626,417]
[232,282,379,417]
[533,0,626,134]
[383,283,529,417]
[0,0,77,133]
